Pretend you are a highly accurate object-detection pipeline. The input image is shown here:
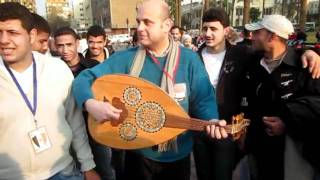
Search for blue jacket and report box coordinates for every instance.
[72,46,218,162]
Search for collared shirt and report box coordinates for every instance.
[0,59,34,102]
[260,51,287,74]
[147,46,170,58]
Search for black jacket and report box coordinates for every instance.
[66,53,100,77]
[198,42,252,122]
[243,47,320,170]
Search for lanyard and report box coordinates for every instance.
[4,57,37,119]
[146,48,181,83]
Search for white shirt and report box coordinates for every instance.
[202,48,226,88]
[78,38,88,53]
[0,59,34,106]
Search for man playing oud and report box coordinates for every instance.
[72,0,227,179]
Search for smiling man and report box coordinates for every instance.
[71,0,228,179]
[194,7,320,180]
[79,26,115,180]
[243,15,320,180]
[0,2,99,179]
[83,25,109,63]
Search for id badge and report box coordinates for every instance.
[173,83,186,101]
[28,126,52,154]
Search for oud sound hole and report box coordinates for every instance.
[135,102,165,133]
[123,87,141,106]
[119,122,137,141]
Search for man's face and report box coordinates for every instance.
[171,28,181,41]
[202,21,228,48]
[136,4,170,49]
[251,29,272,52]
[32,31,49,54]
[87,35,106,57]
[55,34,79,63]
[0,19,35,64]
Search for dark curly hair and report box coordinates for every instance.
[87,25,106,40]
[53,26,79,40]
[202,7,230,27]
[0,2,33,32]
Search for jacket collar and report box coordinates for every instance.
[258,47,300,68]
[198,40,232,62]
[84,48,108,60]
[281,47,300,67]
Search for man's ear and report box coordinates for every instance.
[269,33,277,42]
[163,18,173,33]
[76,39,80,49]
[223,26,231,36]
[29,28,37,44]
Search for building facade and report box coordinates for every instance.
[308,0,319,15]
[231,0,275,26]
[91,0,140,34]
[91,0,111,28]
[72,0,93,30]
[181,1,202,30]
[46,0,71,20]
[0,0,36,12]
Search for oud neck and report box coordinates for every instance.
[164,114,233,133]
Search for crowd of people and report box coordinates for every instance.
[1,1,320,180]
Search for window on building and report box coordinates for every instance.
[264,8,272,15]
[236,8,243,16]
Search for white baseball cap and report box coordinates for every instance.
[245,15,294,39]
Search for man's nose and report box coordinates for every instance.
[93,42,99,48]
[42,43,49,53]
[0,32,10,44]
[62,46,68,53]
[137,22,145,32]
[205,29,212,36]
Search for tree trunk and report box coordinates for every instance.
[231,0,236,26]
[262,0,265,16]
[299,0,308,30]
[243,0,250,25]
[175,0,181,26]
[281,0,286,15]
[190,0,193,29]
[204,0,210,11]
[200,0,205,32]
[318,0,320,26]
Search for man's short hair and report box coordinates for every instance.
[171,25,183,34]
[31,13,51,35]
[87,25,106,40]
[202,7,230,27]
[53,27,79,40]
[0,2,33,32]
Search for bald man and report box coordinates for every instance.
[72,0,226,179]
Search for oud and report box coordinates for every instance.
[88,74,250,149]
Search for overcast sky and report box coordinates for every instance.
[35,0,46,17]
